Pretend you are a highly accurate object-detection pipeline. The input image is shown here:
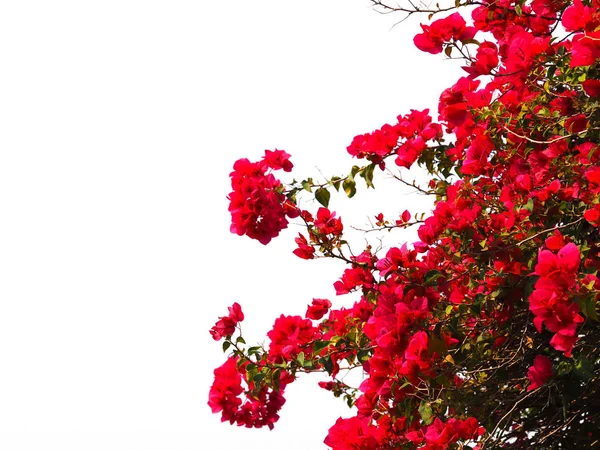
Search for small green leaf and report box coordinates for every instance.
[273,368,282,391]
[253,373,265,383]
[359,163,376,188]
[419,401,434,425]
[461,38,481,46]
[342,178,357,198]
[320,356,334,375]
[313,340,331,353]
[330,176,342,192]
[580,295,599,321]
[424,270,443,285]
[556,361,572,376]
[302,180,312,192]
[236,336,246,345]
[523,197,535,212]
[574,358,594,381]
[515,3,522,15]
[296,351,305,367]
[315,187,330,208]
[222,341,231,352]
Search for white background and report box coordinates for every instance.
[0,1,463,449]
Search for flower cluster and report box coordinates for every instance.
[346,109,443,169]
[530,240,584,357]
[293,207,344,260]
[228,149,297,245]
[210,302,244,341]
[207,357,290,430]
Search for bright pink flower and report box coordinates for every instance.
[527,355,553,390]
[315,207,344,236]
[324,417,379,450]
[464,41,499,77]
[534,243,580,286]
[267,315,317,361]
[263,149,293,172]
[414,12,477,54]
[306,298,332,320]
[565,114,588,133]
[293,233,315,259]
[227,302,244,322]
[210,302,244,341]
[228,153,296,245]
[562,0,596,31]
[207,357,243,421]
[571,32,600,67]
[583,79,600,97]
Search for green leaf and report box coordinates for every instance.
[315,187,330,208]
[330,176,342,192]
[320,356,334,375]
[461,38,481,46]
[357,349,371,362]
[313,340,331,353]
[574,358,594,381]
[222,341,231,352]
[556,361,572,376]
[273,368,281,391]
[236,336,246,345]
[247,346,261,356]
[359,163,376,188]
[580,295,600,321]
[419,401,434,425]
[296,351,305,367]
[342,178,357,198]
[424,270,443,285]
[253,373,265,383]
[301,180,312,192]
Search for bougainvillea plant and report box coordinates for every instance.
[209,0,600,447]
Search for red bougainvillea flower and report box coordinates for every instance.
[530,243,584,356]
[306,298,332,320]
[267,315,317,362]
[527,355,553,390]
[207,357,244,420]
[293,232,315,259]
[414,12,477,54]
[210,302,245,341]
[314,207,344,237]
[570,32,600,67]
[534,242,580,287]
[324,417,379,450]
[562,0,597,32]
[463,41,499,77]
[263,149,293,172]
[228,150,297,245]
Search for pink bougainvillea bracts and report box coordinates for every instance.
[228,149,298,245]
